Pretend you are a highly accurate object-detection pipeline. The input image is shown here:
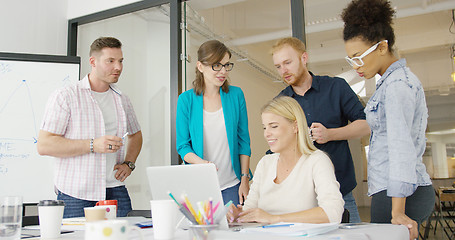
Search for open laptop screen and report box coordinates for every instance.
[146,164,229,229]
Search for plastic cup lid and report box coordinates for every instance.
[38,200,65,206]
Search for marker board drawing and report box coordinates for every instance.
[0,52,80,203]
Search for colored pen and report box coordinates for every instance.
[208,198,213,224]
[182,194,202,224]
[168,192,199,225]
[262,223,294,228]
[197,201,210,225]
[168,191,182,208]
[212,201,221,215]
[122,132,128,139]
[225,200,233,208]
[178,205,198,225]
[213,200,233,224]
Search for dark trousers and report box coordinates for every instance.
[58,186,132,218]
[371,185,435,225]
[221,182,241,206]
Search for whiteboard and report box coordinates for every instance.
[0,53,80,203]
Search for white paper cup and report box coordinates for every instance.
[37,200,65,239]
[150,200,176,239]
[85,219,143,240]
[94,205,117,219]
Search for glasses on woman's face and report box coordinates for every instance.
[345,40,388,67]
[211,62,234,71]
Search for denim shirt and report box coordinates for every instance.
[365,59,432,197]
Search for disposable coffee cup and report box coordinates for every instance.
[38,200,65,239]
[150,200,176,239]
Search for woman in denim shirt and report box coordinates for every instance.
[341,0,434,239]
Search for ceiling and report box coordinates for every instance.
[186,0,455,133]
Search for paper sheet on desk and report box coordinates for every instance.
[61,217,86,231]
[240,222,338,237]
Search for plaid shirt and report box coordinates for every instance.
[40,75,141,201]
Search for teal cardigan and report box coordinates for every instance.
[176,86,251,180]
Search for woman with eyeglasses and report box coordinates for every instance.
[341,0,434,239]
[176,40,251,206]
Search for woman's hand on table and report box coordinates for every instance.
[237,208,279,224]
[227,204,242,223]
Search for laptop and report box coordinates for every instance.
[146,164,229,229]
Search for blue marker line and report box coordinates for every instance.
[262,223,294,228]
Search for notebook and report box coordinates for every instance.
[146,164,229,229]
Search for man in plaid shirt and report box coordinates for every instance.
[37,37,142,218]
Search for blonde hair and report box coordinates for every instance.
[271,37,306,56]
[193,40,231,95]
[262,96,317,155]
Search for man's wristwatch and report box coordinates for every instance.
[123,161,136,171]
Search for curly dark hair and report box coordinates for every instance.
[341,0,395,51]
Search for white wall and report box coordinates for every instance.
[67,0,142,19]
[0,0,68,55]
[1,0,171,209]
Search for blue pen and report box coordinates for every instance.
[262,223,294,228]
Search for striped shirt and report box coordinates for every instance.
[40,75,141,201]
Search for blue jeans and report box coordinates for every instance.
[343,192,361,223]
[57,186,132,218]
[221,182,240,206]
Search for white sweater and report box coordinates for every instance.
[244,150,345,223]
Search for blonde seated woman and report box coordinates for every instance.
[228,96,344,224]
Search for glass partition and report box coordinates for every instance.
[182,0,455,206]
[183,0,291,173]
[304,1,455,181]
[77,4,171,209]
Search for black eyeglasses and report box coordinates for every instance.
[211,62,234,71]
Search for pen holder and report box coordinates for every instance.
[188,224,219,240]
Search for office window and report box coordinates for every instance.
[183,0,291,172]
[76,4,171,209]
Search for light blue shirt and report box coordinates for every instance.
[176,86,251,180]
[365,59,432,198]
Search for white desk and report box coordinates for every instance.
[23,221,408,240]
[211,224,408,240]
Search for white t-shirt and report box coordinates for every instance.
[243,150,345,223]
[203,108,239,190]
[92,89,123,188]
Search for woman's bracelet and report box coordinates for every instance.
[240,173,250,180]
